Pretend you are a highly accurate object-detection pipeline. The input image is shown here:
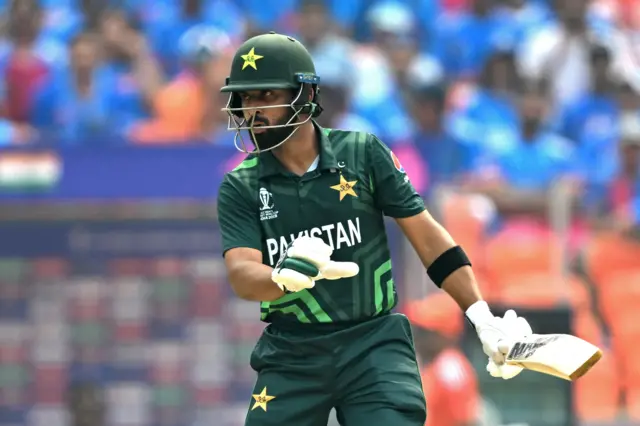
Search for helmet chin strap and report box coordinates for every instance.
[232,104,316,154]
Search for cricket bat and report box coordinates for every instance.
[504,334,603,381]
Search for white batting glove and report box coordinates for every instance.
[466,302,533,380]
[271,236,360,293]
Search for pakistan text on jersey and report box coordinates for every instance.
[266,218,362,265]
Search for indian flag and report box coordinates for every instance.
[0,152,61,192]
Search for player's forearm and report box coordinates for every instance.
[440,267,483,312]
[422,223,483,311]
[227,261,285,302]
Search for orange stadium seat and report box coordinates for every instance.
[627,385,640,420]
[484,230,561,276]
[486,236,590,307]
[607,304,640,388]
[596,270,640,325]
[483,232,587,308]
[625,337,640,421]
[572,306,605,347]
[583,234,640,287]
[492,272,589,308]
[574,349,621,422]
[440,193,489,270]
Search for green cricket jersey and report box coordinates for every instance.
[217,121,426,326]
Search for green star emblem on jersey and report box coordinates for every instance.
[241,47,264,70]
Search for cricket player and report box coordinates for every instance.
[217,32,532,426]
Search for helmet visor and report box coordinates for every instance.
[221,85,314,153]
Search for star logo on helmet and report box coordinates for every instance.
[241,47,264,70]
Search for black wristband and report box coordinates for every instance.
[427,246,472,287]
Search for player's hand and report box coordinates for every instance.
[486,357,524,380]
[271,236,360,293]
[467,304,532,380]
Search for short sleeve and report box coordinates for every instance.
[217,177,262,256]
[368,134,426,218]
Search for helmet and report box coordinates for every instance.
[220,32,323,154]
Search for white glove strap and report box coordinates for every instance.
[465,300,493,328]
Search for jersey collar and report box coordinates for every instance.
[259,120,338,177]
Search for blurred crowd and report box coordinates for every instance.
[0,0,638,237]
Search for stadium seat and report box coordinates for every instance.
[627,386,640,421]
[583,234,640,287]
[572,306,605,347]
[492,272,589,308]
[483,230,592,308]
[596,270,640,325]
[439,193,491,271]
[574,349,620,422]
[607,304,640,388]
[484,229,558,275]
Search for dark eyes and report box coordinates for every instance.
[241,91,274,102]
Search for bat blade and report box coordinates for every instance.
[505,334,603,381]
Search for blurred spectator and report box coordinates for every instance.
[313,83,375,133]
[98,9,163,138]
[464,80,580,223]
[344,1,418,144]
[556,43,619,146]
[430,0,505,79]
[367,1,442,92]
[519,0,595,106]
[584,112,640,235]
[295,0,356,94]
[130,28,233,144]
[1,0,65,124]
[447,47,521,169]
[395,83,471,199]
[31,32,118,143]
[493,0,553,47]
[405,292,480,426]
[39,0,85,42]
[618,81,640,113]
[239,0,297,35]
[588,0,640,92]
[127,0,245,76]
[240,0,368,37]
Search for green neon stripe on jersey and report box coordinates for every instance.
[275,303,313,323]
[297,291,331,322]
[385,278,395,310]
[369,174,374,193]
[264,290,331,323]
[374,259,392,315]
[323,128,332,136]
[233,157,258,171]
[260,302,270,321]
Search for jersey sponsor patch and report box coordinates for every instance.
[390,151,405,173]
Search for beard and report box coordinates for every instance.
[249,109,299,152]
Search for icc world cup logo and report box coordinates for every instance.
[259,188,274,211]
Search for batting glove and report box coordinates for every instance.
[466,302,533,380]
[271,236,360,293]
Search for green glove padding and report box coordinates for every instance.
[282,257,319,277]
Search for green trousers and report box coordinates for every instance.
[244,313,427,426]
